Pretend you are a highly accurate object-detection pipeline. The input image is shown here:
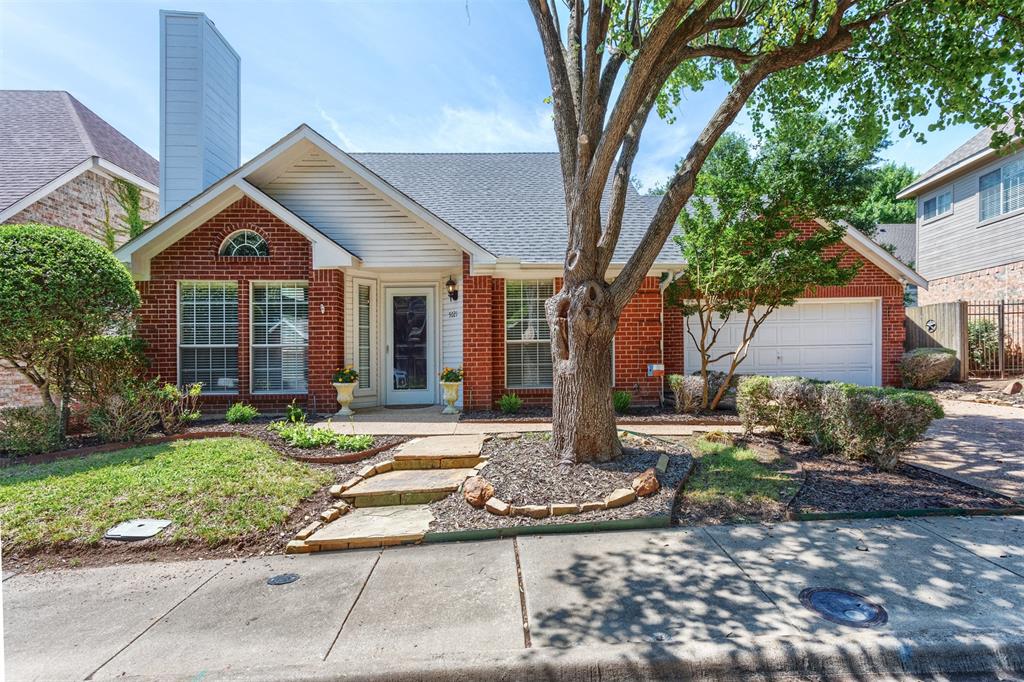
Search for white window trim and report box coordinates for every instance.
[249,280,310,395]
[504,278,556,390]
[920,185,953,225]
[176,280,240,395]
[218,228,270,257]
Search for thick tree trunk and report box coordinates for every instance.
[547,279,622,464]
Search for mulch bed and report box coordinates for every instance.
[427,433,693,532]
[460,405,740,425]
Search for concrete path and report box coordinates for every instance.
[318,406,741,437]
[906,399,1024,500]
[7,516,1024,680]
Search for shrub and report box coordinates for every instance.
[0,406,62,456]
[156,382,202,434]
[86,379,160,443]
[285,399,306,424]
[267,421,373,451]
[899,348,957,389]
[968,319,999,369]
[226,402,260,424]
[820,383,944,470]
[668,372,729,414]
[736,376,824,442]
[71,335,148,406]
[612,390,632,414]
[496,393,523,414]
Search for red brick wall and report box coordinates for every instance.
[662,221,906,387]
[460,256,667,409]
[137,197,343,413]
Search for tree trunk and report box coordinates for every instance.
[56,352,72,443]
[548,279,622,465]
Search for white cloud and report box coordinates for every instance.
[317,103,360,152]
[430,105,556,152]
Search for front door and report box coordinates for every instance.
[385,287,436,405]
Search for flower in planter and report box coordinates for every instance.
[332,366,359,384]
[439,367,463,382]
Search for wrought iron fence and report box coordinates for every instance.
[966,300,1024,378]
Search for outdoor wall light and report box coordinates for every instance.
[446,275,459,301]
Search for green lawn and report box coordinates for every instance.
[679,437,802,524]
[0,437,332,551]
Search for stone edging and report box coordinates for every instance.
[0,430,229,468]
[479,452,677,520]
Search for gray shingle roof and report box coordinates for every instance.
[0,90,159,213]
[910,118,1018,190]
[351,152,682,264]
[873,223,916,266]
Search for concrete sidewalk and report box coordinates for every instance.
[6,516,1024,680]
[318,406,741,436]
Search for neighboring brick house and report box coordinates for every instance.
[0,90,160,407]
[115,125,925,413]
[896,119,1024,304]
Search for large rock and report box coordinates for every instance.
[900,348,957,389]
[462,476,495,508]
[631,468,660,497]
[1005,380,1023,396]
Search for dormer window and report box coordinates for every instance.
[220,230,269,257]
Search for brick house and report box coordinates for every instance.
[896,119,1024,304]
[0,90,160,407]
[115,125,925,414]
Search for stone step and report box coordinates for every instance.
[303,505,433,551]
[339,467,476,507]
[391,434,488,469]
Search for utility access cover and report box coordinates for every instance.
[104,519,172,541]
[799,588,888,628]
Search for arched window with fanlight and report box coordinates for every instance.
[219,229,269,257]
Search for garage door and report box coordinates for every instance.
[684,299,880,386]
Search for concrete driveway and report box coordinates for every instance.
[906,399,1024,501]
[6,516,1024,680]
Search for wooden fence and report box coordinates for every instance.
[905,302,968,381]
[966,300,1024,378]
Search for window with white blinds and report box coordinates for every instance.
[178,282,238,393]
[505,280,554,388]
[979,158,1024,222]
[251,284,308,393]
[357,284,371,389]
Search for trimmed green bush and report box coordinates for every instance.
[496,392,524,414]
[736,375,943,471]
[612,390,632,414]
[899,348,956,389]
[226,402,260,424]
[0,406,62,456]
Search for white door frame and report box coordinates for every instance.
[383,285,438,405]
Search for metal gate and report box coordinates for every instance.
[966,300,1024,378]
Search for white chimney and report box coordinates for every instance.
[159,10,240,216]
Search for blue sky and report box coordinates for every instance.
[0,0,979,191]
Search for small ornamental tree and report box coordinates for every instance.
[0,224,140,439]
[666,116,866,410]
[527,0,1023,465]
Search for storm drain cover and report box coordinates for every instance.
[104,519,172,541]
[267,573,300,586]
[799,588,888,628]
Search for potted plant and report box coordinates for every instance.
[331,366,359,416]
[439,367,463,414]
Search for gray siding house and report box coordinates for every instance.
[898,121,1024,304]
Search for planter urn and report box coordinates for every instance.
[441,381,461,414]
[332,381,358,417]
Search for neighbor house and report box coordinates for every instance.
[110,10,924,415]
[0,89,160,408]
[897,120,1024,304]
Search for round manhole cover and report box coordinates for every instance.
[267,573,300,586]
[799,588,887,628]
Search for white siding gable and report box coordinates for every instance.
[917,146,1024,280]
[258,149,463,268]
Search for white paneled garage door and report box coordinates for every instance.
[684,299,880,386]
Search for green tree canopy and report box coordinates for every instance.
[847,162,918,233]
[0,224,140,437]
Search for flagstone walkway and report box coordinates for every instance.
[300,434,489,552]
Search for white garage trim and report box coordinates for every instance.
[683,297,883,386]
